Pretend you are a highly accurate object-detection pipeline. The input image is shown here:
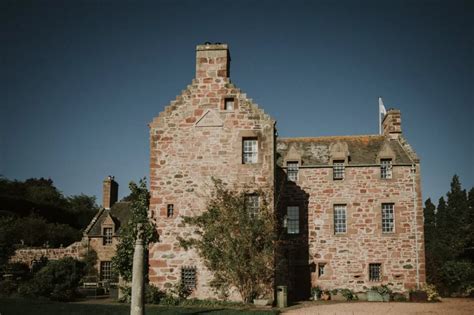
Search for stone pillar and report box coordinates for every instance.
[130,224,145,315]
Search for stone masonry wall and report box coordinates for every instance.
[281,163,425,294]
[10,241,87,267]
[148,44,275,300]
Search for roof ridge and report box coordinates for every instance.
[278,134,384,141]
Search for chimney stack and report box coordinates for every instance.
[382,109,402,139]
[103,175,118,209]
[195,43,230,79]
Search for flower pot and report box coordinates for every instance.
[253,299,271,306]
[367,290,384,302]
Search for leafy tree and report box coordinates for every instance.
[178,179,276,303]
[0,216,17,267]
[67,194,99,229]
[112,179,157,282]
[20,257,85,301]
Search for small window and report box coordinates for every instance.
[381,159,392,179]
[181,266,197,289]
[287,206,300,234]
[287,161,299,181]
[242,138,258,164]
[100,261,112,281]
[224,98,234,111]
[382,203,394,233]
[167,204,174,218]
[245,194,259,217]
[334,204,347,234]
[318,263,326,277]
[103,227,113,245]
[333,160,345,180]
[369,263,381,281]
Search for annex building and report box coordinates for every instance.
[148,43,425,301]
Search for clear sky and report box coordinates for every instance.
[1,0,473,204]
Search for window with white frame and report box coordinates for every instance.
[103,227,113,245]
[287,161,299,181]
[242,138,258,164]
[318,263,326,277]
[382,203,395,233]
[369,263,381,281]
[334,204,347,234]
[333,160,345,180]
[224,98,234,111]
[245,194,259,217]
[381,159,393,179]
[287,206,300,234]
[181,266,197,289]
[100,261,112,281]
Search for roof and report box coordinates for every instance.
[84,201,132,236]
[276,135,414,166]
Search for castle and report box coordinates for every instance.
[148,43,425,301]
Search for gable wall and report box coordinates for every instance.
[149,70,275,298]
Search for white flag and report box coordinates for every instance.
[379,97,387,134]
[379,97,387,116]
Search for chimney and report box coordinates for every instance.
[103,175,118,209]
[196,43,230,79]
[382,109,402,139]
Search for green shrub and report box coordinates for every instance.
[438,261,474,296]
[20,257,85,301]
[311,286,322,299]
[339,288,357,301]
[422,284,440,302]
[392,292,408,302]
[0,279,19,297]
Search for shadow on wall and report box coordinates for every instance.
[275,167,310,302]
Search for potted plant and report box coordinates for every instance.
[311,286,322,301]
[368,285,392,302]
[321,289,331,300]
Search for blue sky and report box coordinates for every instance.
[1,0,472,204]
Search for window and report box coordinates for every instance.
[242,138,258,164]
[100,261,112,281]
[181,266,197,289]
[382,203,395,233]
[318,263,326,277]
[333,160,345,180]
[287,161,299,181]
[245,194,259,217]
[103,227,113,245]
[381,159,392,179]
[334,204,347,234]
[167,204,174,218]
[369,263,381,281]
[287,206,300,234]
[224,98,234,110]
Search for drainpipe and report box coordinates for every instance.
[411,164,420,289]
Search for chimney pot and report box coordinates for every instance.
[103,176,118,209]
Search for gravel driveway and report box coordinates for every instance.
[282,298,474,315]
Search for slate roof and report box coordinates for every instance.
[84,201,132,236]
[276,135,414,167]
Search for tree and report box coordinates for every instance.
[178,179,276,303]
[0,216,17,267]
[112,179,157,282]
[67,194,99,229]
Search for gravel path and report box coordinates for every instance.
[282,298,474,315]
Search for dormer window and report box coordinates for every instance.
[333,160,345,180]
[287,161,299,181]
[381,159,392,179]
[103,227,113,245]
[224,98,234,111]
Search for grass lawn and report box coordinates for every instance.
[0,298,280,315]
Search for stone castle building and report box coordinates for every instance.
[148,43,425,301]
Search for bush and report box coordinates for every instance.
[339,288,357,301]
[392,292,408,302]
[422,284,440,302]
[20,257,85,301]
[0,279,19,297]
[438,261,474,296]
